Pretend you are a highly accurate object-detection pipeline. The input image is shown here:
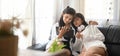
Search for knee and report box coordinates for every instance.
[84,53,100,56]
[52,49,71,56]
[85,51,95,56]
[85,51,104,56]
[63,49,71,56]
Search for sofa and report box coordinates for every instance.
[98,25,120,56]
[29,25,120,56]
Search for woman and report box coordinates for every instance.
[46,6,76,56]
[72,13,106,56]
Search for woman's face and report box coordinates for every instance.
[73,17,83,27]
[63,14,73,25]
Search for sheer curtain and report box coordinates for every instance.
[84,0,115,26]
[34,0,63,45]
[0,0,34,49]
[69,0,84,14]
[84,0,118,27]
[114,0,120,25]
[34,0,55,45]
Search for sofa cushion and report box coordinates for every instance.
[99,25,120,44]
[106,25,120,44]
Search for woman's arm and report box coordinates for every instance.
[46,23,69,50]
[92,26,105,41]
[58,25,70,39]
[89,21,98,25]
[72,32,83,51]
[73,38,83,51]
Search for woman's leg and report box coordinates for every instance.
[79,47,86,56]
[84,46,106,56]
[50,49,71,56]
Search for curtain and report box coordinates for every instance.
[0,0,34,49]
[34,0,65,45]
[69,0,84,13]
[114,0,120,25]
[84,0,119,27]
[34,0,54,45]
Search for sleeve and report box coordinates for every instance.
[46,23,68,50]
[72,38,83,52]
[82,25,105,42]
[92,25,105,41]
[46,23,58,50]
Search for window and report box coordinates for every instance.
[0,0,33,49]
[35,0,55,44]
[85,0,114,26]
[0,0,28,19]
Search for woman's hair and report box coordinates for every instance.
[72,13,88,31]
[59,6,76,27]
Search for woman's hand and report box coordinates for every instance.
[58,26,69,38]
[57,41,64,46]
[75,32,83,39]
[89,21,98,25]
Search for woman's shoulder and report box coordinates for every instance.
[50,23,59,30]
[52,22,59,27]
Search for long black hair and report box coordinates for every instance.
[72,13,88,32]
[59,6,76,27]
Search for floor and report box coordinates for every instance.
[18,49,50,56]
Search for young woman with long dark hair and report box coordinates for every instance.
[46,6,76,56]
